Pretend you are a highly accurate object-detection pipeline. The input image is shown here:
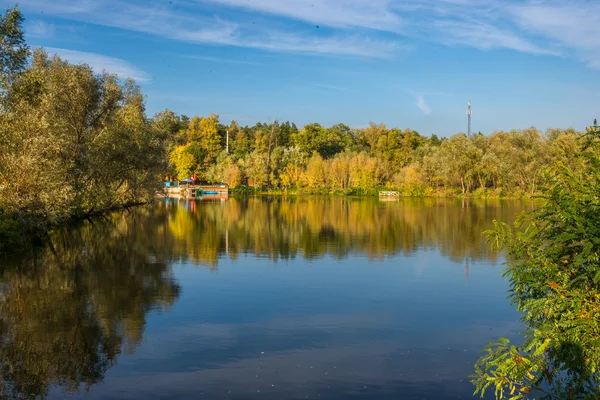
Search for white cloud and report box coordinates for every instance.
[415,94,431,115]
[202,0,403,31]
[44,47,152,82]
[428,18,558,56]
[13,0,600,67]
[241,31,397,57]
[27,21,55,38]
[16,0,397,57]
[396,0,557,56]
[511,1,600,67]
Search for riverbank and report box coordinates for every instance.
[229,185,540,200]
[0,200,153,255]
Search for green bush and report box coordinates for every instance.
[472,122,600,399]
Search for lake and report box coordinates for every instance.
[0,197,535,399]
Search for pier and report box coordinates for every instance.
[164,182,229,200]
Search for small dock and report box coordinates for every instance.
[164,183,229,200]
[379,191,400,201]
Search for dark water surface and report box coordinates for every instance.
[0,197,535,399]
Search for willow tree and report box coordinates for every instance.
[0,49,167,234]
[472,121,600,399]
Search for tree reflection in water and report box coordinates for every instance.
[0,197,530,397]
[0,207,181,398]
[165,196,532,268]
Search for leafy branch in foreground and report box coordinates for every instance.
[472,120,600,399]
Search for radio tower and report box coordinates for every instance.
[466,101,472,137]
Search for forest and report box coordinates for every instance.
[0,5,586,249]
[161,111,582,198]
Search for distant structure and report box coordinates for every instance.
[226,129,229,154]
[466,101,472,137]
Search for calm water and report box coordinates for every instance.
[0,197,535,399]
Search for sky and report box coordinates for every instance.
[6,0,600,136]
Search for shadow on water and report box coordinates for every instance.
[0,197,532,398]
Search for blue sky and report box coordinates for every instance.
[7,0,600,136]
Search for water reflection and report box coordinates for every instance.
[0,208,180,398]
[165,196,532,268]
[0,197,530,398]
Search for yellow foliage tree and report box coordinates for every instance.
[301,153,327,190]
[169,145,196,179]
[185,113,221,163]
[222,163,243,187]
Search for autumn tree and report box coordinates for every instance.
[0,49,167,235]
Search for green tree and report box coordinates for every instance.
[0,5,28,86]
[152,109,186,148]
[437,134,482,194]
[232,126,251,161]
[244,150,268,188]
[226,120,240,153]
[292,123,324,156]
[292,123,344,159]
[472,121,600,399]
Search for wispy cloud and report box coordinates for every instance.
[44,47,152,82]
[27,20,55,38]
[15,0,397,58]
[414,93,431,115]
[510,1,600,67]
[241,32,397,57]
[202,0,403,32]
[13,0,600,67]
[428,18,559,56]
[406,89,450,115]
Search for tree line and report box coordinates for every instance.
[160,111,582,198]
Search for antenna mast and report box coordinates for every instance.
[466,101,472,137]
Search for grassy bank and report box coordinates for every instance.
[229,185,539,200]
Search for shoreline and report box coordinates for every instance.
[2,190,543,255]
[227,188,542,201]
